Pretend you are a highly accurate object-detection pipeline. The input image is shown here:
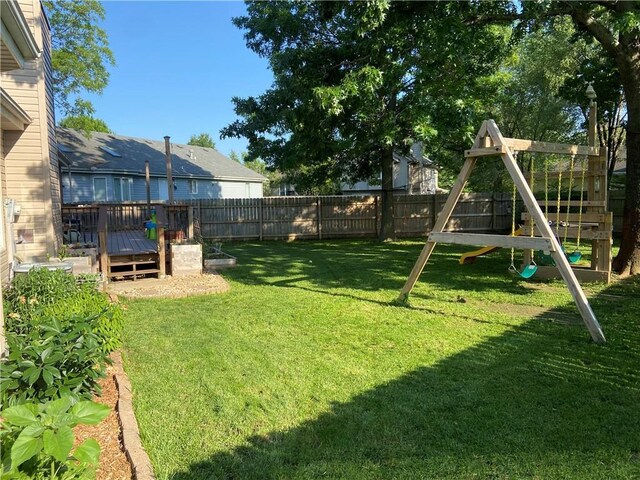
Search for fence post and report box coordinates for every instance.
[491,192,496,232]
[259,197,264,241]
[431,194,438,231]
[317,196,322,240]
[374,195,379,237]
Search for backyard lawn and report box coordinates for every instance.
[122,240,640,480]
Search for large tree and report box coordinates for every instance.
[223,1,511,240]
[514,2,639,275]
[43,0,115,116]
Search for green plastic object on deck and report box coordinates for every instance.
[147,210,157,240]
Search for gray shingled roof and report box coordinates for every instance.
[57,129,266,182]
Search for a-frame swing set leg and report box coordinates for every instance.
[398,120,606,344]
[398,122,489,303]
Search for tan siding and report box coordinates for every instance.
[0,141,10,286]
[42,6,62,246]
[0,0,60,262]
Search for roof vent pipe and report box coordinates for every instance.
[164,136,174,204]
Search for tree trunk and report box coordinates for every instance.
[611,60,640,276]
[379,146,396,241]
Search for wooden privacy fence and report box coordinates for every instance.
[187,193,513,240]
[62,191,625,243]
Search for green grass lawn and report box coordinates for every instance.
[122,240,640,480]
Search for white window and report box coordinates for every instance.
[114,177,133,201]
[245,183,251,197]
[93,177,107,202]
[189,179,198,194]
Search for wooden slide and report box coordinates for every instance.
[459,227,524,264]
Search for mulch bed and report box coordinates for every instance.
[74,367,133,480]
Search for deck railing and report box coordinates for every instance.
[63,203,189,244]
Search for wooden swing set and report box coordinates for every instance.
[398,96,611,344]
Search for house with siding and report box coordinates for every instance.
[1,0,62,280]
[341,143,439,195]
[57,129,267,203]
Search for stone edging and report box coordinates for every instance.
[111,351,155,480]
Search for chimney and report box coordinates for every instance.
[411,142,423,161]
[164,136,174,204]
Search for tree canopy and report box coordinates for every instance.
[43,0,115,116]
[58,99,111,134]
[187,133,217,149]
[58,115,111,134]
[223,1,512,239]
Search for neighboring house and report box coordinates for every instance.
[1,0,62,282]
[341,143,439,195]
[57,129,267,203]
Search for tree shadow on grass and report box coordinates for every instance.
[169,277,640,480]
[225,240,536,298]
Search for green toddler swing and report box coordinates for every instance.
[508,156,537,279]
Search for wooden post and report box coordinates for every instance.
[317,197,322,240]
[156,205,166,278]
[431,194,438,231]
[187,206,194,240]
[491,192,497,231]
[374,195,379,237]
[145,160,151,214]
[97,206,108,279]
[259,197,264,241]
[164,136,174,205]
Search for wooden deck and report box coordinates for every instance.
[97,206,167,280]
[107,230,157,255]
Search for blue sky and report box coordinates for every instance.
[76,1,273,156]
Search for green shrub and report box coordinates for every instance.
[3,269,78,333]
[41,290,124,354]
[1,268,124,405]
[0,316,110,406]
[3,268,123,353]
[0,396,109,479]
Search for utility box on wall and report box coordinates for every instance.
[170,243,202,276]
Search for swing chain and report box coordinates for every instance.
[576,155,587,249]
[555,161,563,237]
[509,151,519,270]
[563,154,576,243]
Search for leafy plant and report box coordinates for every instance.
[2,269,123,405]
[41,290,124,354]
[4,269,78,331]
[57,245,69,260]
[0,396,109,479]
[0,316,109,406]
